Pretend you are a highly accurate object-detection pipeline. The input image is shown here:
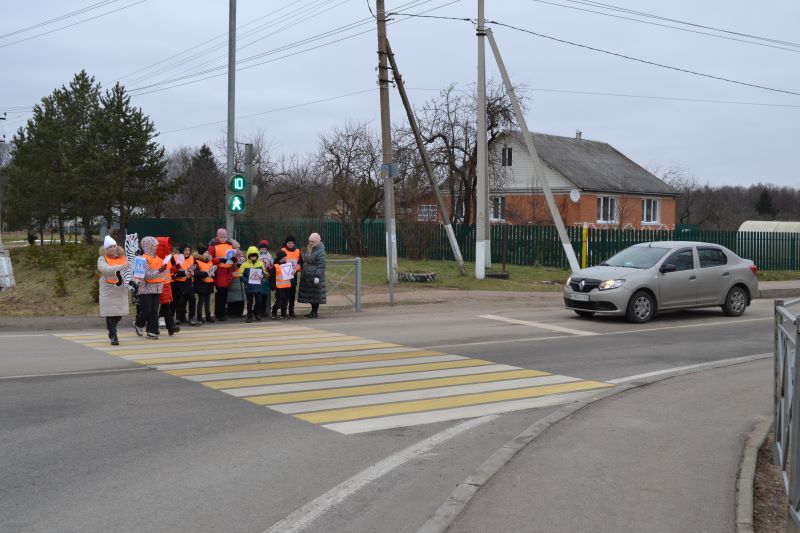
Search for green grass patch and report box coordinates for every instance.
[757,270,800,282]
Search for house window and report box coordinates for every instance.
[597,196,617,223]
[642,198,661,224]
[490,196,505,221]
[501,146,512,167]
[416,204,438,222]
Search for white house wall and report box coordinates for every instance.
[494,137,574,192]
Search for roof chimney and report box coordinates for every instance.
[576,130,582,140]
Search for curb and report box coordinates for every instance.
[736,416,772,533]
[416,352,772,533]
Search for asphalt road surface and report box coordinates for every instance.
[0,297,774,533]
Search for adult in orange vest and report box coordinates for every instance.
[208,228,240,321]
[173,242,198,326]
[97,236,129,345]
[133,236,168,339]
[281,235,303,318]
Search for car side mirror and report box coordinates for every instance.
[660,263,676,274]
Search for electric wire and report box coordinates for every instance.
[0,0,122,39]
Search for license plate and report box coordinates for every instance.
[568,293,589,302]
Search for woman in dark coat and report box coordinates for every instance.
[298,232,326,318]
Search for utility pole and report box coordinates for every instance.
[225,0,236,237]
[377,0,397,300]
[486,28,580,273]
[385,41,466,276]
[475,0,489,279]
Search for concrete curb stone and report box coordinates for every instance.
[736,416,772,533]
[416,352,772,533]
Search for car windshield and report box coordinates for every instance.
[601,246,670,269]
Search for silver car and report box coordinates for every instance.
[563,241,759,323]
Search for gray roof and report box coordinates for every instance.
[503,131,676,196]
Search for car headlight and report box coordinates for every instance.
[599,279,625,290]
[566,276,572,286]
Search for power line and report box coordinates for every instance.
[528,0,800,53]
[0,0,148,49]
[486,20,800,97]
[0,0,122,39]
[563,0,800,48]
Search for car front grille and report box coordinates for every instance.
[564,299,618,311]
[569,278,601,293]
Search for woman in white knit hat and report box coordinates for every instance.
[97,235,130,345]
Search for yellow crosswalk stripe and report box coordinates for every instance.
[202,359,494,389]
[295,380,613,424]
[135,342,400,365]
[165,350,445,376]
[60,325,310,341]
[108,335,359,357]
[245,368,550,405]
[82,329,328,348]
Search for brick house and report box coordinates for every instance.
[414,131,677,230]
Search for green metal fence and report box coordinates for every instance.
[127,218,800,271]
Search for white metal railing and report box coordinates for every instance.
[774,297,800,531]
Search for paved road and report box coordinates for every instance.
[0,298,774,533]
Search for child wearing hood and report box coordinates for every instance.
[257,240,273,319]
[239,246,267,323]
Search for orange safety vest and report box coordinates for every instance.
[282,247,301,277]
[103,255,127,284]
[275,263,292,289]
[144,254,162,283]
[196,259,214,283]
[173,256,195,282]
[161,255,177,284]
[214,242,234,268]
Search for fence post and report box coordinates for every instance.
[355,257,362,312]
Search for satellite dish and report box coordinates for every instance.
[569,189,581,203]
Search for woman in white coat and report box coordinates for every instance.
[97,236,130,345]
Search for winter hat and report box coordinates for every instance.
[284,235,296,245]
[258,239,269,249]
[308,233,321,245]
[275,250,287,261]
[196,245,208,255]
[140,236,158,256]
[103,235,117,249]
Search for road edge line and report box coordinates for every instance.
[736,416,772,533]
[416,352,772,533]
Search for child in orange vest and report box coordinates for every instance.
[193,245,215,323]
[270,250,294,320]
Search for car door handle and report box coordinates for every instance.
[689,275,697,281]
[722,272,731,278]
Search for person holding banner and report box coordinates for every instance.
[173,243,198,326]
[271,250,294,320]
[281,235,303,318]
[257,240,273,319]
[97,236,129,345]
[133,236,168,339]
[239,246,267,323]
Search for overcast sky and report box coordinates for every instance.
[2,0,799,187]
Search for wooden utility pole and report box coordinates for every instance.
[386,41,467,276]
[377,0,397,301]
[476,0,489,279]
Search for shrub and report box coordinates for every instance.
[54,270,67,297]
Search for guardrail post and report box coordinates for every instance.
[355,257,362,312]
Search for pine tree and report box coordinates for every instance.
[755,188,778,219]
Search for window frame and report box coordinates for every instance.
[501,146,512,167]
[641,197,661,225]
[416,204,438,222]
[596,195,618,224]
[490,196,506,222]
[698,247,728,268]
[662,247,695,272]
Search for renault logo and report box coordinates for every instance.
[579,280,585,290]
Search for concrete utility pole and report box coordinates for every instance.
[486,28,581,273]
[377,0,398,299]
[225,0,236,237]
[385,41,466,276]
[475,0,489,279]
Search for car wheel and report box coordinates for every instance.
[574,311,595,318]
[722,286,747,317]
[626,291,655,323]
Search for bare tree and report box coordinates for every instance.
[317,121,382,256]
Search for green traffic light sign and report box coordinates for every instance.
[229,174,246,193]
[228,194,246,213]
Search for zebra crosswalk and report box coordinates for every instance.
[58,324,611,434]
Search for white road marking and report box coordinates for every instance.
[152,347,419,371]
[478,314,598,336]
[322,390,596,435]
[607,353,772,384]
[120,338,382,360]
[602,316,770,336]
[425,335,572,349]
[261,414,498,533]
[0,367,149,380]
[272,375,580,414]
[101,331,344,350]
[222,364,522,397]
[184,355,466,382]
